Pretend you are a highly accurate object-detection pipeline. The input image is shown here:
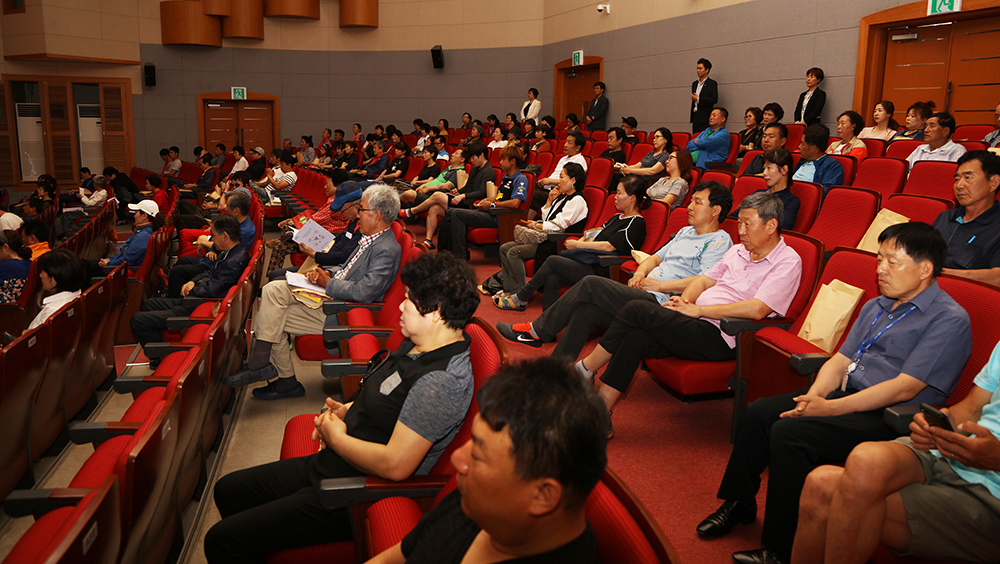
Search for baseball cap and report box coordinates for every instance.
[253,146,266,156]
[622,116,638,128]
[329,181,363,211]
[128,200,159,216]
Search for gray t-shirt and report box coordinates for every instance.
[647,177,689,208]
[211,154,225,168]
[398,349,474,475]
[166,158,182,175]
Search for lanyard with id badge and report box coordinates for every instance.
[842,304,916,391]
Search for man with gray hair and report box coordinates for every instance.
[225,184,402,401]
[574,191,803,438]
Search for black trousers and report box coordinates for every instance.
[534,275,657,361]
[516,255,598,310]
[717,389,902,559]
[130,297,198,347]
[597,299,734,393]
[168,256,209,298]
[204,453,361,564]
[445,208,497,259]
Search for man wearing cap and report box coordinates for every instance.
[99,199,160,268]
[267,178,364,281]
[246,146,268,182]
[622,117,639,145]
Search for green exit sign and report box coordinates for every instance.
[927,0,962,15]
[231,87,247,100]
[572,50,583,66]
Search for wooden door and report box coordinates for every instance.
[561,65,601,122]
[203,100,239,150]
[0,86,13,184]
[947,17,1000,124]
[238,100,273,155]
[881,23,952,117]
[100,84,128,172]
[42,81,78,183]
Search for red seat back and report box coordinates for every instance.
[780,231,824,320]
[958,141,987,152]
[585,157,613,191]
[534,152,555,179]
[374,244,424,327]
[0,324,49,502]
[806,187,880,249]
[902,161,958,202]
[789,248,880,337]
[626,143,654,166]
[731,175,766,208]
[785,124,805,151]
[590,130,608,142]
[883,193,953,224]
[861,138,886,158]
[586,469,681,564]
[589,140,609,159]
[953,125,996,141]
[30,299,83,461]
[852,157,908,199]
[736,150,763,176]
[701,170,734,190]
[885,139,923,160]
[581,187,608,231]
[724,133,740,163]
[790,181,822,233]
[937,275,1000,405]
[828,154,857,185]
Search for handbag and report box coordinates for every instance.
[559,247,615,265]
[513,224,547,245]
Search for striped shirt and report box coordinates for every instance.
[334,227,390,281]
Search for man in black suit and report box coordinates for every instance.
[585,81,608,132]
[691,58,719,134]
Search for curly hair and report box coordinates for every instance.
[400,253,479,330]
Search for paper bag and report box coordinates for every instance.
[295,236,338,275]
[631,250,651,264]
[797,279,865,353]
[857,209,909,253]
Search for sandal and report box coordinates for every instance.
[493,295,527,312]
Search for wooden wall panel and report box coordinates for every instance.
[223,0,265,39]
[263,0,320,19]
[101,84,129,172]
[0,86,13,184]
[203,0,231,16]
[340,0,378,28]
[160,0,223,47]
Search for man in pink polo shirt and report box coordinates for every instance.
[575,190,802,438]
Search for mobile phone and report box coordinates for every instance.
[920,403,955,432]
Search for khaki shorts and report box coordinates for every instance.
[895,437,1000,563]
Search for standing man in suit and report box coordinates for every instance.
[585,81,608,132]
[224,184,402,401]
[691,58,719,134]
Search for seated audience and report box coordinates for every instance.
[529,125,552,153]
[741,123,788,177]
[460,112,473,130]
[169,191,254,297]
[438,144,528,260]
[266,170,352,274]
[224,185,401,400]
[407,146,442,190]
[262,152,298,196]
[184,154,219,194]
[146,174,168,210]
[60,167,96,205]
[521,118,536,140]
[498,162,588,296]
[739,106,764,155]
[496,181,733,362]
[732,148,800,230]
[206,252,477,562]
[931,150,1000,286]
[317,128,333,153]
[494,175,648,311]
[368,356,608,564]
[487,125,508,150]
[565,113,582,132]
[598,127,627,164]
[210,143,226,169]
[22,220,50,258]
[0,207,22,231]
[505,114,521,138]
[352,122,363,144]
[894,100,935,141]
[985,102,1000,149]
[352,139,390,180]
[529,131,588,218]
[621,116,639,145]
[106,166,141,220]
[577,191,801,437]
[0,230,33,304]
[460,124,485,147]
[792,338,1000,564]
[905,111,967,169]
[358,141,409,189]
[647,149,694,208]
[20,197,43,222]
[699,222,971,564]
[245,146,267,181]
[295,135,316,166]
[132,214,250,350]
[99,200,162,268]
[762,102,785,126]
[686,108,731,167]
[162,147,182,180]
[431,134,449,160]
[792,124,844,195]
[27,248,85,330]
[859,100,899,141]
[794,67,826,126]
[400,147,468,208]
[621,127,673,180]
[228,145,248,176]
[827,110,868,159]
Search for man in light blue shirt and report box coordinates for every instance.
[794,338,1000,564]
[686,108,732,167]
[496,181,733,358]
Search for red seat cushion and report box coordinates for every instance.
[265,541,355,564]
[290,253,306,267]
[293,335,337,361]
[345,333,381,360]
[121,387,167,422]
[280,414,320,460]
[181,324,211,344]
[467,227,499,244]
[69,436,132,489]
[1,494,95,564]
[645,357,737,397]
[346,308,375,326]
[755,326,826,356]
[366,497,424,555]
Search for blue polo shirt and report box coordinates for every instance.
[838,281,971,406]
[931,200,1000,271]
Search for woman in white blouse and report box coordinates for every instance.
[28,248,86,330]
[521,88,541,123]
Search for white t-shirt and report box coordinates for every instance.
[547,153,588,181]
[230,156,248,174]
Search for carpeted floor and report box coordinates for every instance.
[414,222,773,563]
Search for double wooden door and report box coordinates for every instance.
[203,100,274,155]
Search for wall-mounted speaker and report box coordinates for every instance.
[144,63,156,87]
[430,45,444,69]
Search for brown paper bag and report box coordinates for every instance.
[797,279,865,353]
[857,208,909,253]
[295,237,337,275]
[631,250,651,264]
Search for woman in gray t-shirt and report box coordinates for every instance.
[647,149,694,209]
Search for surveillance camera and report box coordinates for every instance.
[597,4,611,14]
[597,5,604,12]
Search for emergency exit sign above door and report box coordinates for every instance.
[928,0,962,16]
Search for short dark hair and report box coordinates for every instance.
[334,129,345,137]
[421,123,433,134]
[477,356,608,510]
[23,219,49,244]
[607,126,625,141]
[764,122,789,139]
[697,58,712,70]
[763,148,795,176]
[216,143,226,152]
[145,174,162,188]
[806,67,824,82]
[506,112,519,125]
[908,101,936,121]
[226,191,251,216]
[542,115,557,129]
[745,107,763,124]
[354,123,362,129]
[692,180,734,222]
[393,141,409,153]
[594,81,606,90]
[159,148,170,157]
[399,252,479,330]
[715,107,729,121]
[435,135,448,146]
[763,102,785,122]
[566,130,586,150]
[211,213,242,244]
[565,113,580,126]
[878,222,947,277]
[957,150,1000,189]
[192,146,202,156]
[839,110,865,136]
[80,167,91,175]
[232,145,244,156]
[528,87,539,97]
[199,154,213,165]
[562,162,587,191]
[326,167,350,186]
[103,167,119,177]
[37,248,85,292]
[466,141,488,160]
[169,146,180,154]
[802,124,831,149]
[230,171,251,186]
[452,146,468,163]
[462,112,471,120]
[523,118,536,128]
[438,118,449,130]
[930,112,956,138]
[422,145,437,157]
[279,151,296,166]
[739,191,785,234]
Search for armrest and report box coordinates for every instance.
[323,325,394,348]
[884,405,920,435]
[789,352,831,375]
[321,358,368,379]
[180,296,214,307]
[143,341,198,359]
[317,475,450,510]
[67,421,141,445]
[720,317,794,336]
[165,316,213,331]
[3,488,92,518]
[112,374,171,395]
[491,208,526,215]
[546,233,582,242]
[322,301,384,315]
[597,255,630,267]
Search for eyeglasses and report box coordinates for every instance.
[357,207,375,213]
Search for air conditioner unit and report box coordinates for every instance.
[77,104,104,174]
[15,103,45,182]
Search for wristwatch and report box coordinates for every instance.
[490,202,496,209]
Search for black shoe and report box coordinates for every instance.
[696,499,757,538]
[495,322,542,348]
[251,379,306,400]
[223,363,278,388]
[731,547,787,564]
[606,411,614,440]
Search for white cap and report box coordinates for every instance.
[128,200,159,216]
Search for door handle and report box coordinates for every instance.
[945,81,952,113]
